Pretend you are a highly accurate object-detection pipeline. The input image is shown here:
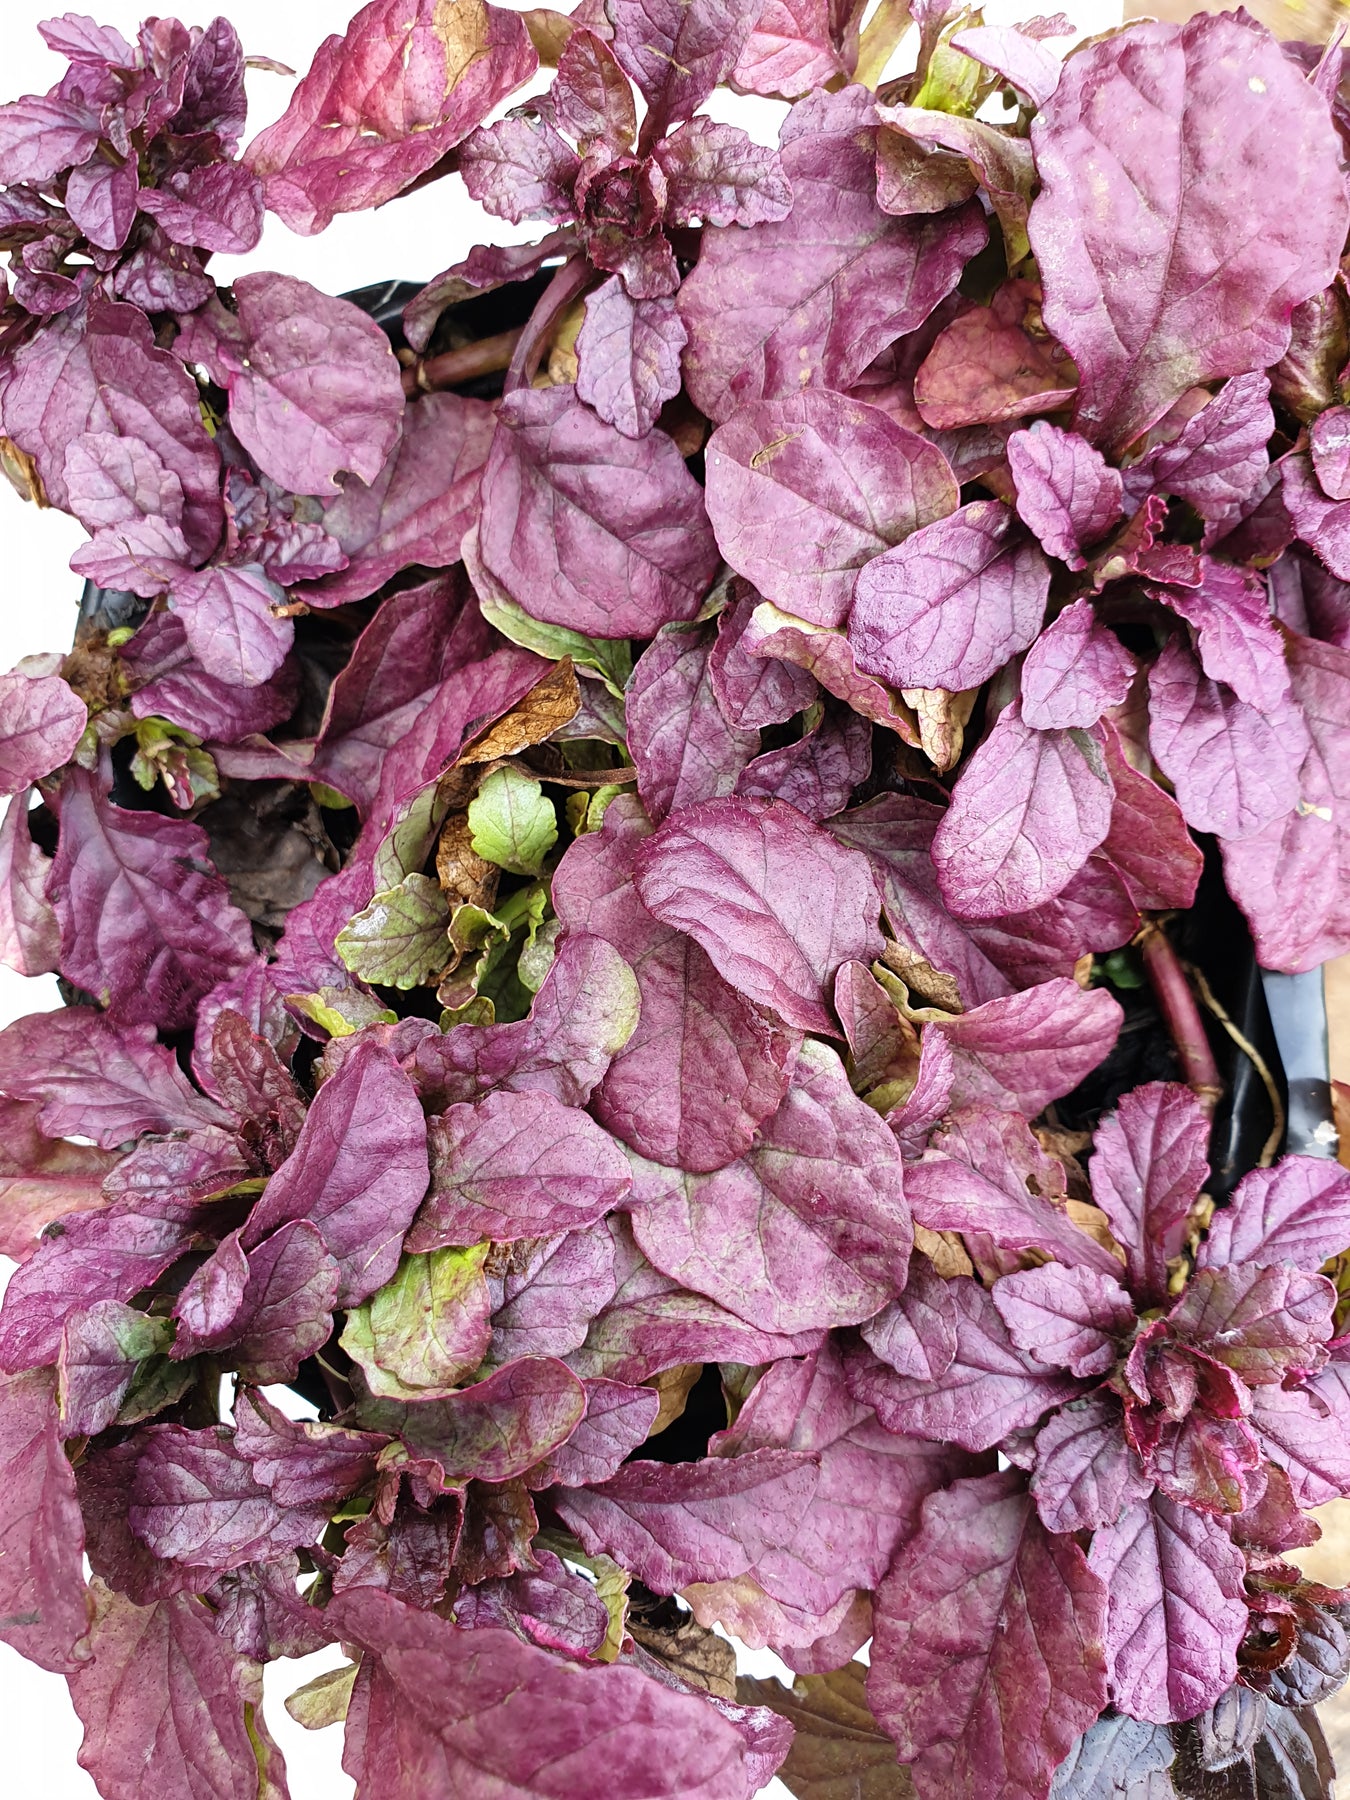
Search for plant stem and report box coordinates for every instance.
[402,327,525,396]
[856,0,912,88]
[1138,919,1224,1115]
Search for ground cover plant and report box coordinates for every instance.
[2,1,1350,1795]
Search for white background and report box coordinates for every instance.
[0,2,1119,1792]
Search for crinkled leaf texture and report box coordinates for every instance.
[870,1471,1108,1800]
[1031,11,1348,453]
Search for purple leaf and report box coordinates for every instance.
[1089,1080,1209,1307]
[310,572,492,815]
[361,1357,586,1487]
[1217,628,1350,972]
[731,0,844,98]
[1285,450,1350,581]
[1152,637,1310,838]
[1201,1156,1350,1274]
[178,273,405,497]
[994,1265,1135,1377]
[49,766,253,1031]
[336,1587,763,1799]
[714,1339,974,1614]
[0,91,99,184]
[825,793,1012,1009]
[459,115,580,224]
[1312,401,1350,500]
[570,1216,825,1383]
[735,704,871,823]
[0,1367,89,1674]
[877,104,1034,265]
[1030,13,1348,454]
[0,1096,114,1263]
[1098,721,1203,912]
[487,1223,618,1365]
[627,623,759,824]
[1008,422,1124,571]
[1153,559,1290,714]
[1169,1262,1334,1388]
[0,798,57,976]
[951,23,1063,106]
[477,385,719,638]
[931,979,1123,1116]
[633,794,884,1035]
[0,299,222,560]
[1128,372,1274,542]
[552,797,796,1172]
[524,1378,661,1489]
[931,705,1115,918]
[138,161,264,253]
[575,279,686,440]
[414,931,640,1110]
[58,1300,168,1438]
[1087,1492,1247,1723]
[123,614,300,748]
[861,1255,959,1382]
[654,119,793,228]
[243,0,537,234]
[1032,1394,1154,1534]
[168,563,292,689]
[844,1277,1081,1452]
[128,1423,329,1573]
[737,602,922,737]
[709,590,817,730]
[68,1579,282,1800]
[174,1221,340,1384]
[234,1387,388,1509]
[402,232,574,354]
[0,672,85,796]
[0,1005,225,1146]
[706,388,958,629]
[907,1106,1124,1275]
[553,29,636,152]
[870,1470,1108,1800]
[1020,602,1137,732]
[409,1088,631,1248]
[1250,1361,1350,1507]
[606,0,756,132]
[65,155,140,251]
[0,1207,198,1373]
[851,500,1049,693]
[678,87,986,422]
[306,393,494,607]
[913,280,1076,430]
[61,430,184,533]
[452,1547,611,1660]
[627,1038,912,1334]
[243,1036,428,1307]
[555,1448,819,1594]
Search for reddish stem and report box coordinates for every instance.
[401,327,525,397]
[1139,920,1223,1115]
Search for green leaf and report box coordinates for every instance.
[518,916,561,994]
[286,1663,359,1732]
[335,873,450,989]
[340,1244,492,1400]
[441,996,495,1028]
[288,988,398,1037]
[1098,949,1144,991]
[468,767,558,876]
[565,783,626,838]
[474,578,632,697]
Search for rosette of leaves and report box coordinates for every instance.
[2,2,1350,1799]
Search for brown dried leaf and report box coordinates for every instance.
[644,1362,703,1437]
[1064,1198,1128,1267]
[630,1595,737,1701]
[899,686,977,773]
[879,940,964,1015]
[436,811,500,910]
[522,8,575,65]
[433,0,490,91]
[738,1662,914,1800]
[462,659,581,764]
[913,1224,974,1280]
